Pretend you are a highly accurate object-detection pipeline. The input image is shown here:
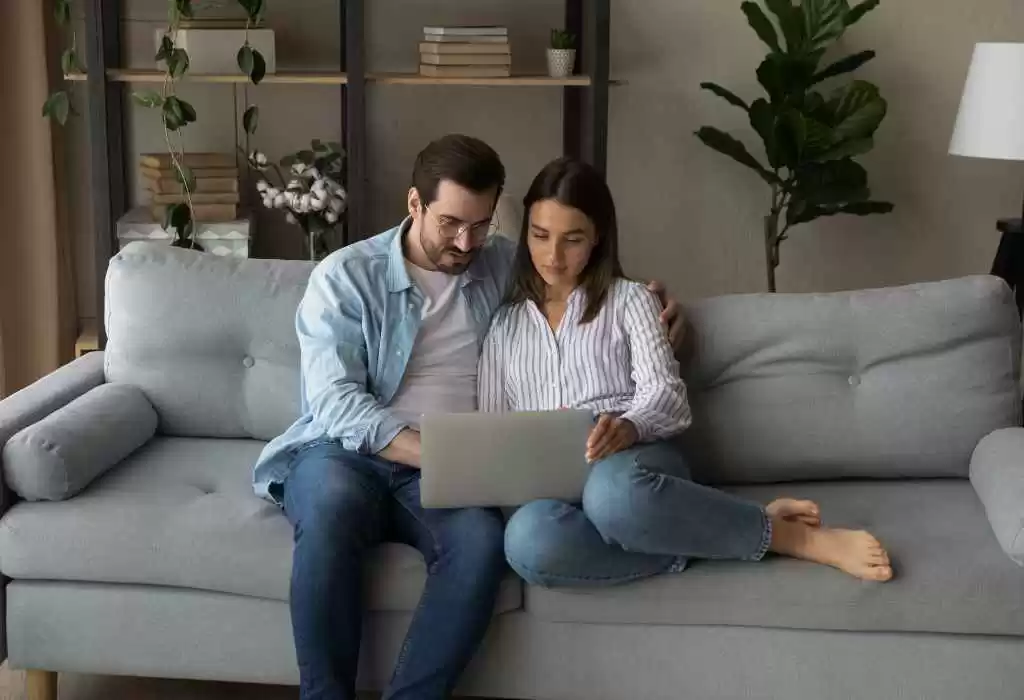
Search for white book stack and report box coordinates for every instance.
[420,26,511,78]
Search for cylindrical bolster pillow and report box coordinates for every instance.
[2,383,158,501]
[970,428,1024,566]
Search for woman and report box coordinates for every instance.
[478,157,893,587]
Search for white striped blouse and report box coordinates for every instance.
[478,278,692,441]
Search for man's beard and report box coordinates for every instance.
[424,238,476,275]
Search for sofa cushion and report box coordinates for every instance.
[3,384,157,501]
[525,480,1024,636]
[679,275,1021,484]
[0,437,521,614]
[971,428,1024,565]
[104,244,313,440]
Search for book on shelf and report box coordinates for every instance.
[419,64,512,78]
[140,166,239,180]
[420,53,511,66]
[145,176,239,195]
[419,41,510,55]
[140,152,236,169]
[150,203,238,222]
[423,26,507,36]
[422,34,509,44]
[151,192,240,205]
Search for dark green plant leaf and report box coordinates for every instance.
[818,136,875,160]
[695,127,779,185]
[176,164,197,192]
[250,49,267,84]
[280,154,299,168]
[312,138,324,151]
[748,99,780,168]
[757,53,820,103]
[164,202,193,238]
[175,0,194,19]
[55,0,71,25]
[156,35,174,62]
[845,0,881,27]
[837,200,893,215]
[243,105,259,134]
[42,91,71,125]
[793,158,869,205]
[813,50,875,84]
[756,55,786,102]
[180,99,197,123]
[742,2,781,53]
[61,48,84,75]
[775,109,808,168]
[700,82,750,111]
[168,48,190,79]
[827,80,886,140]
[298,149,315,163]
[327,141,344,153]
[238,0,265,21]
[764,0,805,53]
[802,0,847,50]
[786,198,892,228]
[237,45,254,76]
[131,90,165,108]
[803,90,829,120]
[802,117,834,156]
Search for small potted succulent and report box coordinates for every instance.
[547,29,576,78]
[249,139,347,261]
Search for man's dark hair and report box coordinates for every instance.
[411,134,506,206]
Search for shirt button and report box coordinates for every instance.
[242,356,255,368]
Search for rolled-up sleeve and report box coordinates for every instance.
[298,266,408,454]
[619,284,692,441]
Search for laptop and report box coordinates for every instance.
[419,409,596,508]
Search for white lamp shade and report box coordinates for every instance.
[949,43,1024,161]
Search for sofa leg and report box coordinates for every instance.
[26,670,58,700]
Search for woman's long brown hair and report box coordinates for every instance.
[504,157,624,324]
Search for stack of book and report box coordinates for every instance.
[140,152,240,222]
[420,25,511,78]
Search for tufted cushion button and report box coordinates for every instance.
[242,356,255,368]
[848,375,861,387]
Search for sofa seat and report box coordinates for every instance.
[0,436,522,614]
[526,480,1024,636]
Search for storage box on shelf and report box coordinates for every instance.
[117,207,252,258]
[419,25,511,78]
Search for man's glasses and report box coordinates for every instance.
[425,205,498,241]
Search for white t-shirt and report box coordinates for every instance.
[388,261,479,429]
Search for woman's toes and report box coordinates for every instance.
[870,565,894,581]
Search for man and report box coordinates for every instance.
[253,134,683,700]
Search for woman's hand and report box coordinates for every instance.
[586,414,639,462]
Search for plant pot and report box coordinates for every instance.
[546,48,576,78]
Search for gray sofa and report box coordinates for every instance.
[2,242,1024,700]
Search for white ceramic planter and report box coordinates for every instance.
[546,48,576,78]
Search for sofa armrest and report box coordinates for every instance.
[970,428,1024,566]
[0,353,106,506]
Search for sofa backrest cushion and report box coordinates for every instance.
[679,275,1021,484]
[105,243,313,440]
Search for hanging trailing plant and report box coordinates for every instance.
[42,0,84,125]
[237,0,267,163]
[131,0,201,249]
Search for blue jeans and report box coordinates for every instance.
[504,441,771,587]
[280,441,506,700]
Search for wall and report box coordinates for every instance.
[67,0,1024,326]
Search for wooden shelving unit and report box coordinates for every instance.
[81,0,611,348]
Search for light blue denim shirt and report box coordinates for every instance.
[253,219,515,502]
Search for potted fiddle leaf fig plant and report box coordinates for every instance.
[696,0,894,292]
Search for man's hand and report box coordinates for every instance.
[646,280,686,353]
[586,415,638,463]
[379,428,422,468]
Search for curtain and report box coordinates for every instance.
[0,0,76,397]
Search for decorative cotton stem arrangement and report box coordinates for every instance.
[249,140,347,261]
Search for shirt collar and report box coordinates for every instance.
[386,216,487,292]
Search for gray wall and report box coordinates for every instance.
[67,0,1024,325]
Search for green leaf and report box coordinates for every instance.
[813,50,875,84]
[55,0,72,25]
[42,91,71,125]
[176,164,197,192]
[742,2,781,53]
[775,109,808,168]
[756,53,821,104]
[818,136,874,160]
[174,0,194,19]
[700,82,750,111]
[61,48,82,75]
[695,127,779,185]
[827,80,887,141]
[764,0,805,53]
[785,198,892,228]
[312,138,324,150]
[802,0,847,49]
[168,48,190,79]
[180,99,197,123]
[845,0,881,27]
[131,90,165,108]
[327,141,344,153]
[164,202,193,237]
[793,158,869,206]
[298,149,315,163]
[802,118,835,156]
[748,98,780,168]
[243,105,259,134]
[156,35,174,62]
[837,200,893,215]
[238,0,265,21]
[250,49,267,84]
[237,45,254,76]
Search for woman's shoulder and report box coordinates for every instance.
[608,277,658,306]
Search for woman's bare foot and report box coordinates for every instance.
[766,498,821,527]
[769,519,893,582]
